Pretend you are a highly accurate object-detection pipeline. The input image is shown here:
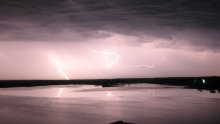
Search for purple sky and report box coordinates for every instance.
[0,0,220,79]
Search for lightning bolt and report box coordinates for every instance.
[129,64,154,68]
[50,56,68,97]
[129,57,166,69]
[51,57,69,80]
[88,49,166,70]
[89,50,120,68]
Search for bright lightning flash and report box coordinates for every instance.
[129,57,166,69]
[51,57,68,97]
[89,49,165,70]
[90,50,120,68]
[51,57,69,80]
[129,64,154,68]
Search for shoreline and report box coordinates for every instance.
[0,76,220,93]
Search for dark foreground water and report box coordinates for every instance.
[0,84,220,124]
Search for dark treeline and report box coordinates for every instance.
[0,76,220,93]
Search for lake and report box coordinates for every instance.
[0,84,220,124]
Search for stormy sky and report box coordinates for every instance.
[0,0,220,79]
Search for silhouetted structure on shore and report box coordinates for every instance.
[109,120,135,124]
[0,76,219,93]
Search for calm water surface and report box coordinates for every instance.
[0,84,220,124]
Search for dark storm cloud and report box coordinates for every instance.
[0,0,220,49]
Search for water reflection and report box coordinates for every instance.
[57,88,63,97]
[0,84,219,99]
[0,84,220,124]
[107,91,113,97]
